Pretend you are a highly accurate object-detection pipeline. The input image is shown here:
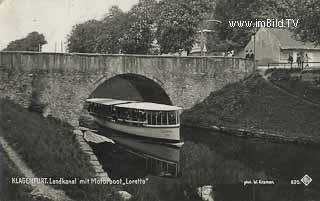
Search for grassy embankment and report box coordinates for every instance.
[0,148,34,201]
[182,74,320,140]
[268,69,320,104]
[0,99,119,201]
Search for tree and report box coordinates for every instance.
[66,0,216,55]
[96,6,131,54]
[210,0,297,51]
[156,0,213,54]
[66,20,103,53]
[292,0,320,45]
[67,6,130,54]
[120,0,158,54]
[4,31,47,51]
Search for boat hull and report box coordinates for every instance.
[94,117,181,142]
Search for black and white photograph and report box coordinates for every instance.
[0,0,320,200]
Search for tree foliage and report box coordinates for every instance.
[66,0,319,54]
[292,0,320,45]
[66,0,214,54]
[98,6,131,54]
[4,32,47,51]
[67,2,159,54]
[156,0,213,54]
[120,0,158,54]
[67,6,129,54]
[67,20,103,53]
[209,0,297,51]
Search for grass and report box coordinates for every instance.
[0,148,35,201]
[272,79,320,104]
[0,98,119,201]
[265,68,301,76]
[264,68,320,76]
[265,68,320,104]
[302,69,320,74]
[182,74,320,138]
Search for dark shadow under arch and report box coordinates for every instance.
[89,74,172,105]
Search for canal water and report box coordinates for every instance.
[88,126,320,201]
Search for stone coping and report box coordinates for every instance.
[0,51,249,60]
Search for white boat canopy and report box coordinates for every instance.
[115,102,182,111]
[86,98,135,106]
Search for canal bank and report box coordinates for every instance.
[0,99,118,201]
[0,135,72,201]
[182,74,320,145]
[182,124,320,146]
[73,128,110,180]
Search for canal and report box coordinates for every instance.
[88,126,320,201]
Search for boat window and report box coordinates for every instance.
[162,112,168,125]
[85,102,90,112]
[168,111,176,125]
[132,110,138,121]
[116,107,121,119]
[168,163,178,177]
[91,103,94,112]
[138,110,147,122]
[144,110,180,125]
[176,112,179,124]
[147,112,152,124]
[157,112,162,125]
[111,107,117,118]
[106,105,110,115]
[124,109,130,120]
[151,112,157,125]
[121,108,126,119]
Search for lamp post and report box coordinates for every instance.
[252,27,258,70]
[254,33,256,69]
[200,19,222,56]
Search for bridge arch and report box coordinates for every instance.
[0,52,254,126]
[89,73,173,105]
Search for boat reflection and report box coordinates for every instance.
[85,128,182,178]
[110,136,181,178]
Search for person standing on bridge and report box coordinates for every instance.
[304,53,311,69]
[249,50,254,60]
[301,53,305,70]
[245,50,250,59]
[288,54,293,69]
[296,53,301,69]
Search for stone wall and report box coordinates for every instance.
[0,51,255,125]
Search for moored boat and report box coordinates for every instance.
[85,98,182,143]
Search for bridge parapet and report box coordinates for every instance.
[0,51,253,73]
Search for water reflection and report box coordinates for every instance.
[110,136,181,178]
[87,129,181,179]
[85,125,320,201]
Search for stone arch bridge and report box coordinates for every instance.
[0,52,254,125]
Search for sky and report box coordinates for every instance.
[0,0,138,51]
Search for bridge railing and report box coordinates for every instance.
[267,62,320,71]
